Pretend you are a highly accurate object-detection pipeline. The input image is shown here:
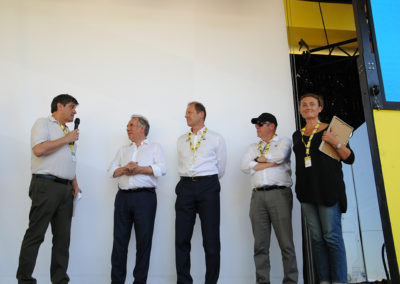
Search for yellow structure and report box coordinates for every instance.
[283,0,356,54]
[373,110,400,265]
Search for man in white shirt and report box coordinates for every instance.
[175,102,227,284]
[108,115,166,284]
[241,113,298,284]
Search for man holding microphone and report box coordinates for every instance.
[17,94,82,284]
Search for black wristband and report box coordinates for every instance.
[254,157,258,162]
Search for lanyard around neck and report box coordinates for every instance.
[258,134,277,156]
[188,128,207,154]
[300,121,320,156]
[56,119,74,151]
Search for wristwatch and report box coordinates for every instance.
[335,143,342,150]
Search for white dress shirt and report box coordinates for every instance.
[241,135,292,188]
[177,126,227,178]
[108,139,167,189]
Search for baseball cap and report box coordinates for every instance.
[251,113,277,126]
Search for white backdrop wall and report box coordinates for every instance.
[0,1,302,283]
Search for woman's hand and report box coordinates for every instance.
[322,127,339,148]
[322,127,352,160]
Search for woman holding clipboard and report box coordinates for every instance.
[292,93,354,284]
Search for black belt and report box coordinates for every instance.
[253,185,287,192]
[33,174,72,185]
[119,187,155,193]
[180,174,217,182]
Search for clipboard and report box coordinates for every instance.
[319,116,353,161]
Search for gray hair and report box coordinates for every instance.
[131,114,150,136]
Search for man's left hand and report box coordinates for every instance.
[256,156,268,163]
[73,186,82,199]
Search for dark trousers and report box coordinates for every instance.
[111,190,157,284]
[17,175,73,284]
[175,175,220,284]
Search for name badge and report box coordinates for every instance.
[72,152,77,162]
[304,156,312,168]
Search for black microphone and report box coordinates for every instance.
[74,118,80,130]
[71,118,80,146]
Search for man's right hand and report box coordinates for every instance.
[65,129,79,143]
[33,129,80,157]
[112,162,138,178]
[125,162,138,176]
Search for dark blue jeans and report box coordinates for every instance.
[175,175,220,284]
[301,203,347,283]
[111,190,157,284]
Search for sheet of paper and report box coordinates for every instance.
[73,192,82,217]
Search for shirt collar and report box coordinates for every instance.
[191,126,206,135]
[49,115,57,123]
[130,138,149,147]
[49,115,69,128]
[260,134,278,144]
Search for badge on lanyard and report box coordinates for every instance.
[304,156,312,168]
[300,121,320,169]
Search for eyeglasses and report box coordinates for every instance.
[256,121,271,127]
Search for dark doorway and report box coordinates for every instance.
[291,53,364,130]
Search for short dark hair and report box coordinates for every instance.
[131,115,150,136]
[51,94,79,113]
[300,93,324,109]
[188,101,206,121]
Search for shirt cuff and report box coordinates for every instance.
[249,161,257,175]
[150,164,162,177]
[108,166,118,178]
[32,138,47,148]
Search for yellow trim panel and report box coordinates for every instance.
[373,109,400,265]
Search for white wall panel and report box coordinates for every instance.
[0,1,302,283]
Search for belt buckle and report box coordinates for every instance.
[191,176,197,182]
